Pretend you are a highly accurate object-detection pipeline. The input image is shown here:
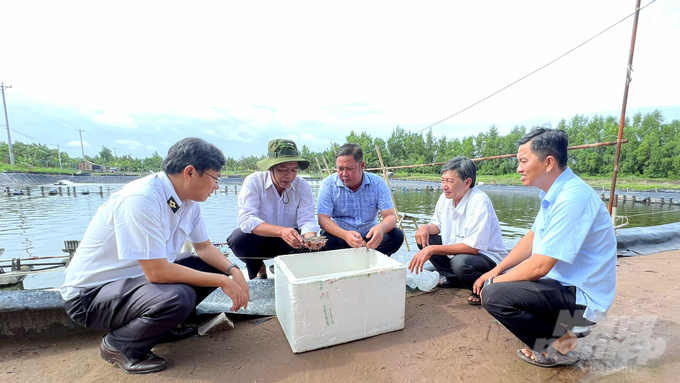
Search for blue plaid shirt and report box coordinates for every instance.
[317,172,394,237]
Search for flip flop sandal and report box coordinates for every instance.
[517,346,580,368]
[467,293,482,306]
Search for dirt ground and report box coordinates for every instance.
[1,250,679,383]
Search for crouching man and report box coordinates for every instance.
[409,156,507,305]
[61,138,249,374]
[474,128,617,367]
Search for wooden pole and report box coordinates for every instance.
[375,144,409,251]
[314,156,325,177]
[321,155,332,176]
[608,0,641,215]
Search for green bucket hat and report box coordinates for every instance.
[256,139,310,171]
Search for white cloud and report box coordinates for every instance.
[92,111,138,129]
[146,145,156,151]
[114,139,142,149]
[65,140,89,148]
[2,1,678,159]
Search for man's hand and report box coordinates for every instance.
[280,227,304,249]
[415,225,430,247]
[220,278,249,312]
[365,225,385,249]
[473,269,500,296]
[229,266,250,302]
[408,247,433,274]
[344,231,365,248]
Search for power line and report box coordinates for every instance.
[9,127,58,146]
[6,91,79,131]
[417,0,657,133]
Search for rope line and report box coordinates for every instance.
[417,0,657,133]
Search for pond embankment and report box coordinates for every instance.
[0,173,251,188]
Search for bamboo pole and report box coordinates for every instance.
[321,155,332,175]
[375,144,410,251]
[314,156,325,177]
[608,0,641,215]
[365,139,628,171]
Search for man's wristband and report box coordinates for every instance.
[226,263,240,277]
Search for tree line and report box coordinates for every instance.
[298,110,680,178]
[0,142,164,173]
[2,110,678,178]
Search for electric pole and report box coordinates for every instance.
[76,129,86,159]
[1,82,14,166]
[113,147,117,157]
[57,144,63,170]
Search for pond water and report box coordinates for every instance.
[2,179,680,289]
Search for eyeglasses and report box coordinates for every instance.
[203,172,221,184]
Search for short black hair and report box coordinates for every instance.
[441,156,476,188]
[517,128,568,169]
[336,143,363,163]
[162,138,226,175]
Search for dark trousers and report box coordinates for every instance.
[227,228,296,280]
[63,256,222,359]
[417,234,496,291]
[323,227,404,256]
[482,278,595,351]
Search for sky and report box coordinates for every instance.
[1,0,679,161]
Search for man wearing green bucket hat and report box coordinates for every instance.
[227,139,325,279]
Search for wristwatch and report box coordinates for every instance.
[482,277,495,289]
[226,263,240,277]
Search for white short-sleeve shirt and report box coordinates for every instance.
[60,172,209,300]
[430,187,508,264]
[236,171,320,235]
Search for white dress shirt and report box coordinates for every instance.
[430,187,507,264]
[237,171,320,235]
[60,172,208,300]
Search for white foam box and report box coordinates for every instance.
[275,248,406,353]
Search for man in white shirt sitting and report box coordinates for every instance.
[227,139,325,280]
[409,157,507,305]
[61,138,250,374]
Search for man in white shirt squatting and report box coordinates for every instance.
[408,156,507,305]
[227,139,324,280]
[61,138,250,374]
[473,128,617,368]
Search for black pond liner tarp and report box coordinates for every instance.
[616,222,680,256]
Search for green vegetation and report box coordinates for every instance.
[3,110,680,189]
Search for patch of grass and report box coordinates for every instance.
[0,163,76,175]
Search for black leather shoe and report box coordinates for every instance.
[100,336,168,374]
[158,326,198,343]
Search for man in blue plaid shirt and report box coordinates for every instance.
[317,143,403,256]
